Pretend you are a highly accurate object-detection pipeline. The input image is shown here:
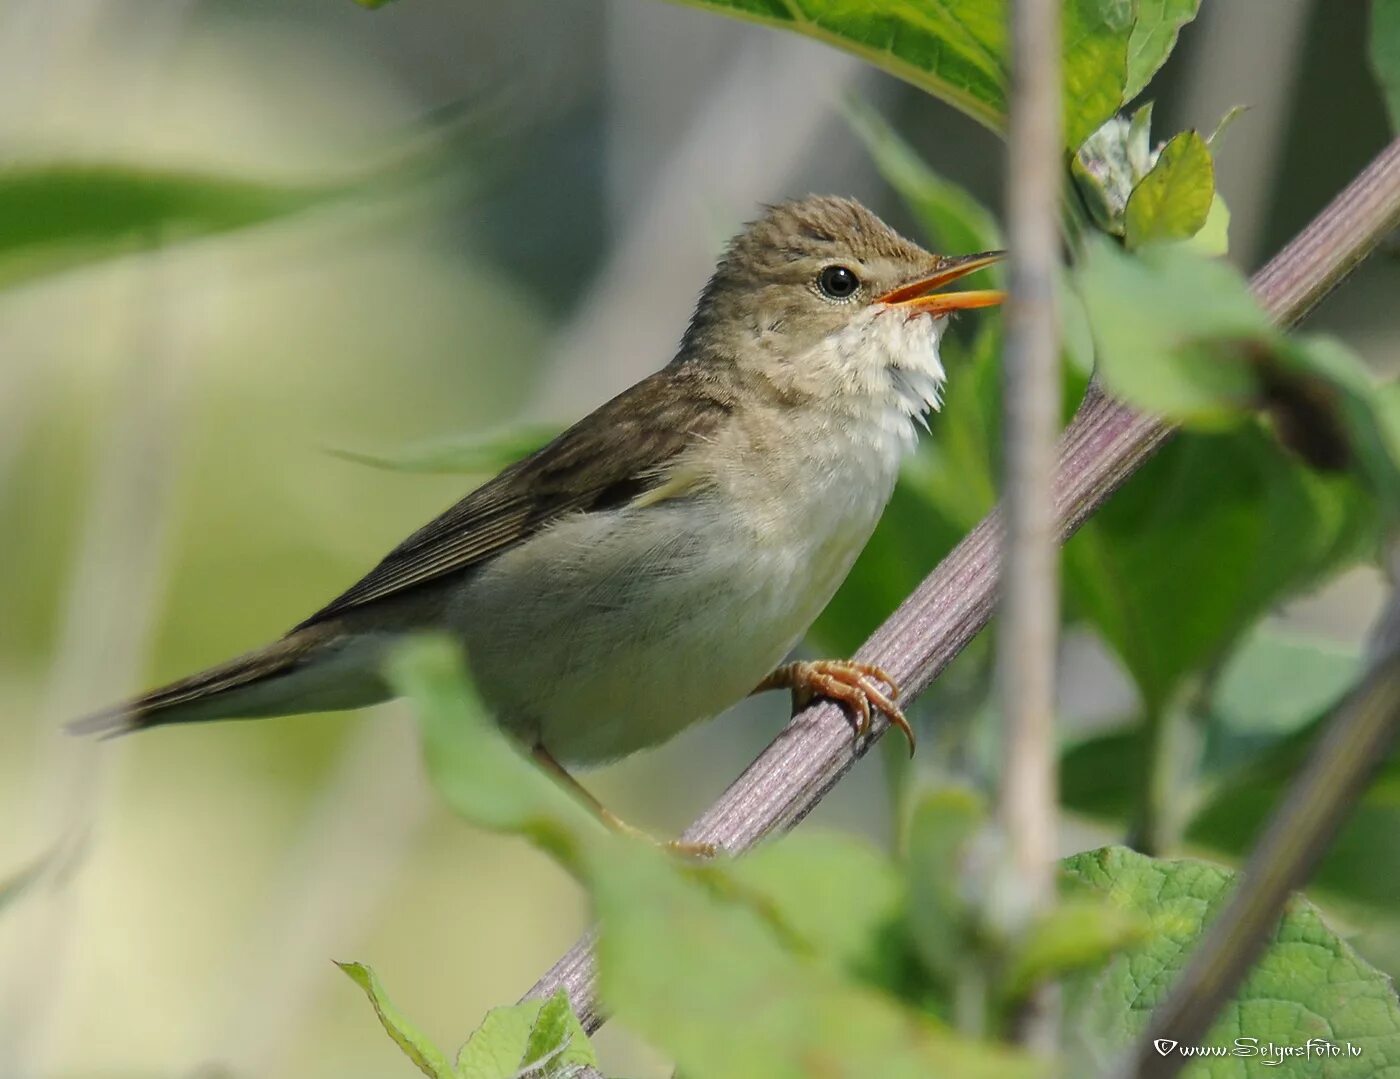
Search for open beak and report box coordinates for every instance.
[874,250,1006,314]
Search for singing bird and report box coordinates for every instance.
[73,196,1002,836]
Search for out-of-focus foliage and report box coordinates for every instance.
[386,640,1038,1079]
[1061,628,1398,910]
[385,643,1400,1078]
[0,165,354,291]
[340,964,597,1079]
[1374,0,1400,132]
[1076,239,1400,510]
[1062,847,1400,1076]
[1064,428,1378,714]
[585,0,1191,152]
[338,962,458,1079]
[327,425,564,476]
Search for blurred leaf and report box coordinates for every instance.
[1123,130,1214,249]
[904,787,989,987]
[1188,712,1400,911]
[1000,898,1146,1002]
[1260,348,1400,517]
[1180,192,1230,256]
[329,424,561,475]
[451,992,597,1079]
[0,165,343,291]
[1374,0,1400,133]
[726,832,907,984]
[1205,103,1250,147]
[1061,628,1396,911]
[1062,847,1400,1073]
[1061,727,1141,823]
[0,848,58,917]
[843,98,1003,258]
[593,839,1038,1079]
[1211,627,1363,738]
[386,637,603,874]
[457,1004,539,1079]
[1076,239,1265,425]
[1124,0,1202,101]
[1077,242,1400,507]
[337,961,455,1079]
[1064,427,1378,712]
[516,990,599,1077]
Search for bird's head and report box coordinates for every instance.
[683,195,1003,410]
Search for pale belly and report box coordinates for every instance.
[452,460,898,765]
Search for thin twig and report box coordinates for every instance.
[1000,0,1062,1047]
[526,135,1400,1034]
[1130,555,1400,1079]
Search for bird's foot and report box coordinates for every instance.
[531,745,716,858]
[604,811,717,859]
[754,659,914,756]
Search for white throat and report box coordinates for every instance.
[818,306,949,454]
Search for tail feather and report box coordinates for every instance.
[67,627,342,738]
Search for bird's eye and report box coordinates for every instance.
[817,264,860,300]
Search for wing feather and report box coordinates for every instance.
[295,365,734,629]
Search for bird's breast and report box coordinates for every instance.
[455,403,912,765]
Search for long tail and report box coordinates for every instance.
[67,624,384,737]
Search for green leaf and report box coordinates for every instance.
[0,165,342,291]
[726,832,907,984]
[661,0,1010,135]
[1062,0,1137,150]
[1060,625,1394,913]
[1000,898,1146,1002]
[454,992,597,1079]
[386,637,603,874]
[904,787,990,986]
[517,990,599,1076]
[1064,426,1377,712]
[457,1003,540,1079]
[1123,130,1215,249]
[336,961,456,1079]
[1181,193,1230,256]
[1211,627,1363,740]
[592,840,1039,1079]
[1124,0,1202,101]
[1077,239,1399,525]
[1374,0,1400,133]
[842,98,1003,257]
[1187,711,1400,911]
[656,0,1149,152]
[329,424,561,475]
[1076,239,1267,425]
[1062,847,1400,1074]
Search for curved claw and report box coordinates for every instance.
[755,660,916,757]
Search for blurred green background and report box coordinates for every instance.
[0,1,1396,1077]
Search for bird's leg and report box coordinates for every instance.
[530,745,716,858]
[753,659,915,756]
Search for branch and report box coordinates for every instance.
[1130,551,1400,1078]
[999,0,1063,1047]
[525,134,1400,1034]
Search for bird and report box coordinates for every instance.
[71,195,1003,840]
